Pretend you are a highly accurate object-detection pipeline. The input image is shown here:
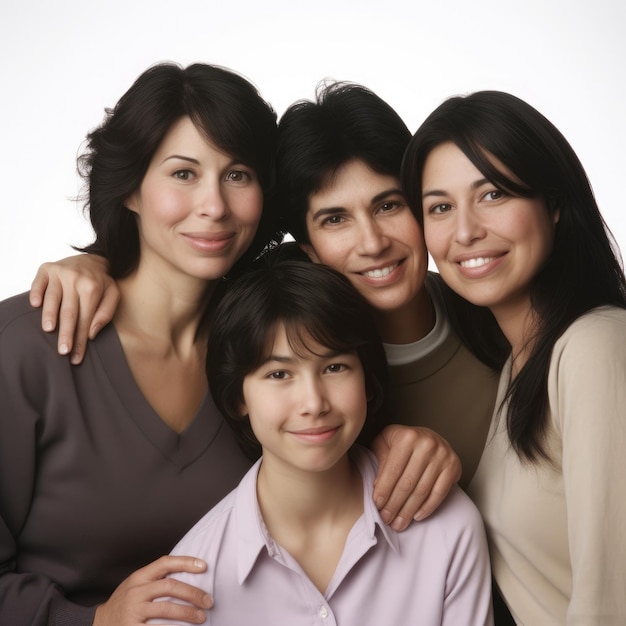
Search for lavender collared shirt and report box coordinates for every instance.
[152,447,493,625]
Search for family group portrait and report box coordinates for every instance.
[1,1,624,624]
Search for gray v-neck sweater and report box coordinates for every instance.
[0,293,252,625]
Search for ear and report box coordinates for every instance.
[547,197,560,225]
[299,243,321,264]
[237,399,248,420]
[125,191,140,215]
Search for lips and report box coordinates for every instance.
[288,426,340,443]
[459,257,496,268]
[182,231,235,253]
[358,260,403,281]
[454,251,506,277]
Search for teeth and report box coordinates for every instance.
[460,257,494,268]
[364,263,398,278]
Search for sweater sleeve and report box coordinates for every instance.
[549,308,626,624]
[0,301,97,626]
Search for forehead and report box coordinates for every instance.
[308,159,402,211]
[151,116,228,162]
[265,321,335,360]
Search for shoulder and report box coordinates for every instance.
[406,485,486,551]
[427,484,485,533]
[0,292,57,365]
[553,306,626,359]
[0,292,42,333]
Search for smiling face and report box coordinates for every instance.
[126,116,263,285]
[421,142,558,326]
[302,159,430,341]
[240,323,367,476]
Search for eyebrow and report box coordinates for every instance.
[309,187,404,221]
[258,348,348,367]
[160,154,201,166]
[422,178,490,199]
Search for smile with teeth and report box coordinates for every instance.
[362,262,399,278]
[460,257,496,268]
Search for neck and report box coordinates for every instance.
[114,264,214,349]
[256,454,363,535]
[491,301,541,377]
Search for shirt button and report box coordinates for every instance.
[318,605,328,619]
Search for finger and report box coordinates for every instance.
[69,282,111,364]
[88,282,120,340]
[38,281,66,335]
[138,555,208,582]
[150,577,213,609]
[387,459,458,530]
[29,266,51,309]
[371,435,417,517]
[410,464,461,523]
[146,598,208,625]
[56,292,81,356]
[376,452,428,526]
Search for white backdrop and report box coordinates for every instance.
[1,0,624,300]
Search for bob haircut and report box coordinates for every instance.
[402,90,626,461]
[206,247,390,460]
[78,62,279,278]
[275,82,412,243]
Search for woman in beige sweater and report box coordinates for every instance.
[403,90,626,625]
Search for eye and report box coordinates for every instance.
[173,169,195,181]
[377,199,405,214]
[483,189,506,202]
[267,370,290,380]
[428,202,452,215]
[320,214,345,226]
[225,169,252,183]
[325,363,348,374]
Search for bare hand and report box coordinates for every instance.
[371,425,462,530]
[93,556,212,626]
[29,254,119,364]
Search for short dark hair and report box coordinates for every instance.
[206,247,390,459]
[78,62,279,277]
[402,90,626,461]
[275,82,412,243]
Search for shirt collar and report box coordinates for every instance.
[354,446,400,553]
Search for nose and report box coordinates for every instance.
[454,205,486,246]
[356,218,390,256]
[299,374,331,417]
[198,181,229,220]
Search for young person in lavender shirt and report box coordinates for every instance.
[150,253,493,625]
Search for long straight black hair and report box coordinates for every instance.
[403,90,626,462]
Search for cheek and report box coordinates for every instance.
[402,219,428,262]
[423,222,446,262]
[238,187,264,227]
[140,188,189,224]
[308,235,350,270]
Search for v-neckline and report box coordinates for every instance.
[94,323,224,469]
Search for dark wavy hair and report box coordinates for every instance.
[77,62,279,278]
[402,90,626,462]
[206,246,390,460]
[274,82,412,243]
